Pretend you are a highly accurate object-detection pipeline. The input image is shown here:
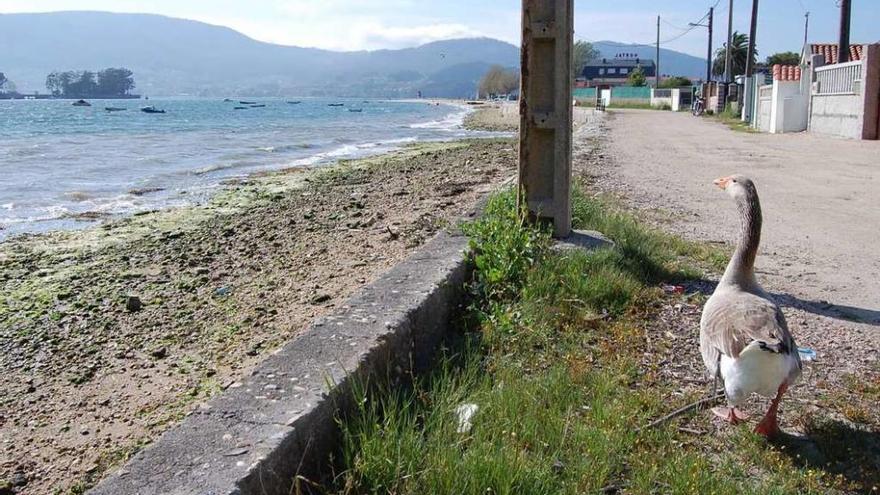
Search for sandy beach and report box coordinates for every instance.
[0,133,517,493]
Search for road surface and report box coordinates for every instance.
[587,109,879,373]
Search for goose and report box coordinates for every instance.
[700,175,802,437]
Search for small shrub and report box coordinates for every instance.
[460,189,551,307]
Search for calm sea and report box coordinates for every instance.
[0,98,486,240]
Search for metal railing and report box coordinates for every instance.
[814,60,862,95]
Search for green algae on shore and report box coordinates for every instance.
[0,137,518,494]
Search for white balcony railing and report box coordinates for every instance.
[814,60,862,95]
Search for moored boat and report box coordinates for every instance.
[141,106,166,114]
[72,99,91,107]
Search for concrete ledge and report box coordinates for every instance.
[89,229,472,495]
[553,229,614,252]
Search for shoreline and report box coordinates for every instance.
[0,99,494,242]
[0,133,519,493]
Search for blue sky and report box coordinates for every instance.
[1,0,877,57]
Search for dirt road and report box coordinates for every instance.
[583,109,879,383]
[605,110,879,321]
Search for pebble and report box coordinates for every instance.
[125,295,142,312]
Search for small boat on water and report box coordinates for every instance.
[105,107,127,112]
[72,99,91,107]
[328,103,345,107]
[234,106,248,110]
[240,101,257,105]
[223,98,233,102]
[287,101,302,105]
[249,104,267,108]
[348,108,363,113]
[141,106,166,114]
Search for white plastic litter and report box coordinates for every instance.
[455,403,479,434]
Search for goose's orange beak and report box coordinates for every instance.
[714,176,732,190]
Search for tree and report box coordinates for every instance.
[478,65,519,98]
[659,76,693,88]
[46,68,136,97]
[572,40,599,82]
[97,68,136,96]
[765,51,801,66]
[627,66,647,87]
[0,73,17,94]
[712,31,756,78]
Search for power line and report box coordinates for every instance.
[577,0,723,51]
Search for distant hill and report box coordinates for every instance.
[0,12,709,97]
[0,11,519,97]
[592,41,707,79]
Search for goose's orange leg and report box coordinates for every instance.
[755,383,788,437]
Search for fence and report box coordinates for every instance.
[815,60,862,95]
[572,86,650,106]
[758,84,773,100]
[572,88,597,100]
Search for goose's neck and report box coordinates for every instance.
[720,191,762,288]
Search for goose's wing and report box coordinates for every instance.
[703,291,795,359]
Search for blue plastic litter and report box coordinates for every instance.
[798,347,817,362]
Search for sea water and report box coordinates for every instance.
[0,98,487,239]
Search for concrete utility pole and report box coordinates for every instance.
[707,8,714,82]
[724,0,734,83]
[656,15,661,87]
[691,9,714,82]
[745,0,759,78]
[803,11,810,49]
[519,0,573,238]
[837,0,852,63]
[743,0,759,122]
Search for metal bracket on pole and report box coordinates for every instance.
[519,0,573,238]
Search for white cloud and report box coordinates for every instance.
[357,22,484,50]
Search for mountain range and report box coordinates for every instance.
[0,11,707,97]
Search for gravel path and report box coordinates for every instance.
[599,110,880,327]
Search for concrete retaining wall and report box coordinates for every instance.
[810,93,864,139]
[89,229,474,495]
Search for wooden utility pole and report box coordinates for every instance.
[837,0,852,63]
[745,0,759,78]
[707,8,714,82]
[656,15,661,87]
[519,0,573,238]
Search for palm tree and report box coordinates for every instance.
[712,31,756,80]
